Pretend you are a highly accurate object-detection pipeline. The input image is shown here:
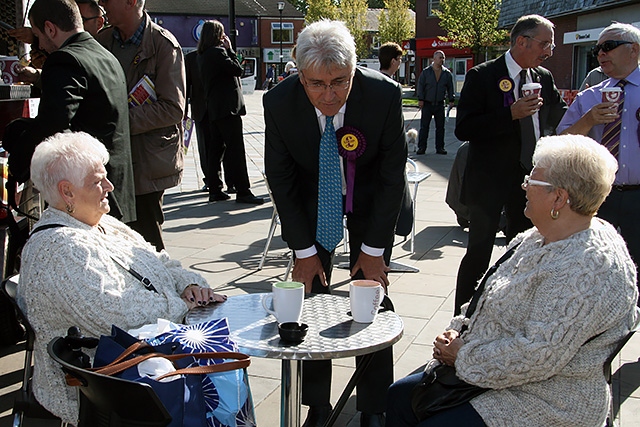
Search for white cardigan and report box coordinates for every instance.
[449,218,638,427]
[18,208,208,424]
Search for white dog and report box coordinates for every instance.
[406,128,418,153]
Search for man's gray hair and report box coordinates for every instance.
[30,132,109,207]
[510,14,555,47]
[294,20,357,72]
[599,22,640,45]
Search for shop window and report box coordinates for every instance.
[271,22,294,44]
[428,0,440,16]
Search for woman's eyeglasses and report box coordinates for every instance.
[592,40,633,55]
[521,175,554,190]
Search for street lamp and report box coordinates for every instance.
[277,1,285,76]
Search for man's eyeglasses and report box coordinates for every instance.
[300,72,351,93]
[592,40,633,55]
[82,15,101,22]
[524,35,556,51]
[521,175,554,190]
[302,79,351,93]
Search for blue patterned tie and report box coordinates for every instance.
[316,115,343,251]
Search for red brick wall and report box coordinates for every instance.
[544,15,577,90]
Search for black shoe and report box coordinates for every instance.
[302,404,332,427]
[209,191,230,202]
[236,193,264,204]
[416,149,425,155]
[226,186,237,194]
[201,184,208,192]
[436,149,448,155]
[360,412,385,427]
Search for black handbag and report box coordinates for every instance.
[410,244,520,421]
[410,363,487,420]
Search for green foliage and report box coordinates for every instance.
[434,0,509,61]
[340,0,370,59]
[288,0,309,13]
[305,0,338,23]
[378,0,414,46]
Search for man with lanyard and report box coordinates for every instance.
[558,22,640,301]
[97,0,185,251]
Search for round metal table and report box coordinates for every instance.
[186,293,404,427]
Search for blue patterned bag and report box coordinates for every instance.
[93,319,256,427]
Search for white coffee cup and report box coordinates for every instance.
[350,280,383,323]
[262,281,304,323]
[601,87,622,103]
[521,82,542,97]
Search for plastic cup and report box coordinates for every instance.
[522,82,542,97]
[601,87,622,103]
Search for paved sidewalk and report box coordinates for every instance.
[0,88,638,427]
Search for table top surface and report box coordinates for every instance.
[186,293,404,360]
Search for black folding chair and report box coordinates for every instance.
[604,314,639,427]
[1,275,63,427]
[47,335,172,427]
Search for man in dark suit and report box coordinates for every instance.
[454,14,567,313]
[264,20,407,427]
[197,20,262,204]
[4,0,135,223]
[185,50,210,191]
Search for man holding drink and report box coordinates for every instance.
[558,22,640,299]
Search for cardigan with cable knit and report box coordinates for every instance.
[448,218,638,427]
[17,207,209,424]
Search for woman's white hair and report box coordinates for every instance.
[30,131,109,207]
[294,20,357,72]
[532,134,617,216]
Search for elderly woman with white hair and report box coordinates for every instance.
[387,134,638,427]
[17,131,227,425]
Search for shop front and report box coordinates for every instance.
[414,37,473,95]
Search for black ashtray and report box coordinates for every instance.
[278,322,308,343]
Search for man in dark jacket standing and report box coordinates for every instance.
[416,50,455,155]
[454,14,567,313]
[197,20,262,204]
[4,0,135,223]
[97,0,186,251]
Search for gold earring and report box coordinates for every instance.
[550,208,559,220]
[66,204,75,214]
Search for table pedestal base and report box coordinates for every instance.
[281,360,302,427]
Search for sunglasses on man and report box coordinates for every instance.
[592,40,633,55]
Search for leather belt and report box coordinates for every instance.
[612,184,640,191]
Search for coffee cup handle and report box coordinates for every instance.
[261,294,277,316]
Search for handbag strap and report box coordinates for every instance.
[95,351,250,377]
[461,243,521,333]
[31,223,159,293]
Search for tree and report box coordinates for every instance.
[369,0,415,10]
[377,0,414,46]
[339,0,369,59]
[305,0,338,23]
[434,0,509,63]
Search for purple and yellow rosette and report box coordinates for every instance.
[499,76,515,107]
[336,126,366,213]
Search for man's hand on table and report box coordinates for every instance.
[351,252,390,291]
[181,285,227,310]
[292,255,327,293]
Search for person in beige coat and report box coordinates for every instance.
[97,0,185,251]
